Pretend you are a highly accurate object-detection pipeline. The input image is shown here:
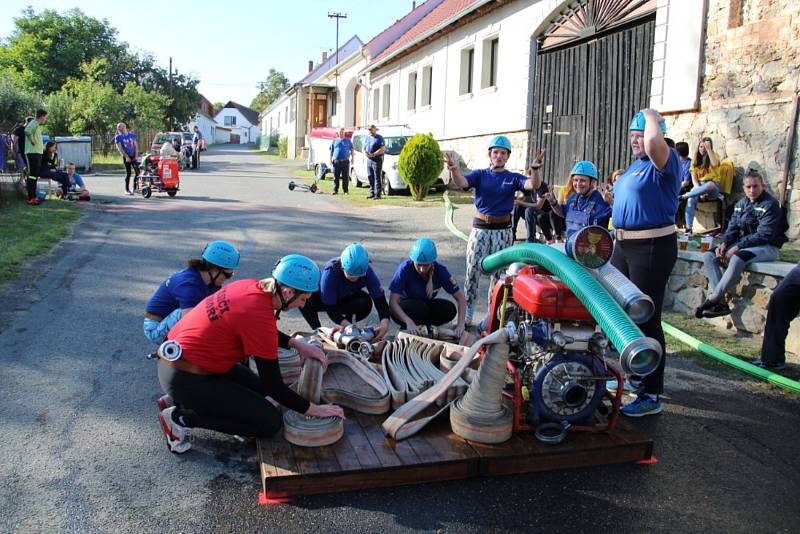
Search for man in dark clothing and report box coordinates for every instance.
[754,262,800,370]
[696,171,787,318]
[364,125,385,199]
[12,117,31,171]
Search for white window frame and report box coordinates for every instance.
[481,36,499,89]
[382,84,391,120]
[372,88,380,121]
[407,72,417,111]
[459,47,475,95]
[421,65,433,107]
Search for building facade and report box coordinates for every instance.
[214,101,260,144]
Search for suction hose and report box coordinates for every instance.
[481,243,661,376]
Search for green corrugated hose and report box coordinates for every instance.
[661,322,800,394]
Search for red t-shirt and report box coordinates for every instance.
[167,279,277,373]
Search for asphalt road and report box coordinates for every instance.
[1,144,798,533]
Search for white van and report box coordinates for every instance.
[350,125,445,196]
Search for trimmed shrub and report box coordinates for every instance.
[278,136,288,158]
[398,133,444,201]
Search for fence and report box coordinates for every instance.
[91,128,159,156]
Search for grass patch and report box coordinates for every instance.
[0,197,83,283]
[779,247,800,264]
[291,168,474,208]
[252,146,287,162]
[90,152,125,174]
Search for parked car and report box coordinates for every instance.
[350,126,445,196]
[150,132,183,153]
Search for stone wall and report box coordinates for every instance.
[666,251,800,361]
[438,131,530,175]
[664,0,800,240]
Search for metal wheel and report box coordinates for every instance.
[141,186,152,199]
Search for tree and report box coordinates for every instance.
[44,90,74,136]
[0,7,128,94]
[0,73,41,130]
[251,69,290,112]
[121,82,171,132]
[398,134,445,201]
[138,66,199,128]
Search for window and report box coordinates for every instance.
[352,134,363,152]
[372,88,380,120]
[407,72,417,111]
[481,37,499,89]
[224,115,236,126]
[382,84,391,119]
[277,112,280,126]
[289,98,296,121]
[421,65,433,107]
[285,106,289,123]
[329,91,337,117]
[459,47,474,95]
[269,117,273,132]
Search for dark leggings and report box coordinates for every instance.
[123,158,140,191]
[41,168,70,196]
[300,290,373,329]
[391,297,456,328]
[157,360,283,437]
[25,153,42,200]
[610,233,677,395]
[761,264,800,365]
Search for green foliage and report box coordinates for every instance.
[278,136,288,158]
[0,7,127,94]
[121,82,171,132]
[44,90,74,135]
[138,66,199,128]
[251,69,290,112]
[0,73,41,130]
[397,133,444,201]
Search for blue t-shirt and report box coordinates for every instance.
[680,158,692,184]
[145,268,215,317]
[465,168,528,217]
[320,258,383,306]
[114,132,137,156]
[562,190,612,237]
[612,148,682,230]
[69,172,85,189]
[389,259,459,301]
[365,134,385,157]
[193,131,203,144]
[330,138,353,161]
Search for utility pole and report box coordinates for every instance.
[327,12,347,114]
[169,57,174,130]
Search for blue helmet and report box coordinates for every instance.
[273,254,320,292]
[570,160,598,180]
[340,243,369,277]
[409,238,437,265]
[488,135,512,153]
[629,111,667,134]
[202,241,240,269]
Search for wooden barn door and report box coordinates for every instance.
[531,0,656,187]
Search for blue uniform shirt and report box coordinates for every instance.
[612,148,682,230]
[330,138,353,161]
[680,158,692,184]
[145,268,215,317]
[465,168,528,217]
[320,258,383,306]
[193,131,203,144]
[365,134,385,158]
[562,190,612,238]
[389,259,460,301]
[114,132,137,156]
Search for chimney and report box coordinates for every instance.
[308,60,314,73]
[322,51,328,63]
[412,1,416,9]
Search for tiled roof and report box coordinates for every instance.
[369,0,486,67]
[363,0,446,59]
[299,35,364,85]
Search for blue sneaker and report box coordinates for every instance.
[607,378,643,394]
[621,394,662,417]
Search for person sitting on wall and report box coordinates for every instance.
[753,261,800,370]
[695,170,787,319]
[544,160,611,240]
[682,137,722,237]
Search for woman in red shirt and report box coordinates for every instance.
[157,254,344,454]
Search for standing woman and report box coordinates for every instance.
[681,137,722,236]
[605,109,682,417]
[445,137,537,324]
[114,122,139,195]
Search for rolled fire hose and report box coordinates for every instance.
[382,326,511,441]
[278,347,302,385]
[481,244,661,377]
[322,350,391,414]
[283,357,344,447]
[450,339,513,444]
[381,338,468,409]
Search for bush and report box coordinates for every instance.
[398,133,444,201]
[278,136,288,158]
[0,73,41,130]
[270,132,279,148]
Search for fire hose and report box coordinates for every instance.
[382,327,512,441]
[283,348,391,447]
[381,337,469,409]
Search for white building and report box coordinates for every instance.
[186,109,218,145]
[214,101,260,144]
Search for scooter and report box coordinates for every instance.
[288,180,318,193]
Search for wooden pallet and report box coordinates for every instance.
[257,365,653,498]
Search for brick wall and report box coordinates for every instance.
[664,0,800,239]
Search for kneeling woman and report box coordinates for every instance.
[157,254,344,453]
[546,161,611,239]
[299,243,390,339]
[388,238,466,338]
[143,241,240,345]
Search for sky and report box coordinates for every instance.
[1,1,416,106]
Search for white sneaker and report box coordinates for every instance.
[159,406,192,454]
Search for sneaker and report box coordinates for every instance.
[367,194,375,199]
[159,406,191,454]
[27,198,40,206]
[125,190,134,196]
[332,191,338,195]
[702,302,731,318]
[752,359,786,371]
[621,394,662,417]
[465,306,474,326]
[607,378,643,394]
[157,394,175,411]
[694,300,714,319]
